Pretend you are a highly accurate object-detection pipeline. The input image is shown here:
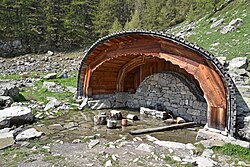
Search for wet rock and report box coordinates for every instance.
[88,139,99,149]
[0,128,15,150]
[43,73,57,79]
[228,57,248,70]
[210,18,224,28]
[0,96,14,109]
[0,106,33,129]
[136,143,154,152]
[15,128,43,141]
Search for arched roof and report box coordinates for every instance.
[77,30,236,136]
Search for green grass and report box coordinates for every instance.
[20,78,75,104]
[212,143,250,162]
[48,77,77,87]
[188,1,250,60]
[171,0,250,60]
[0,74,22,80]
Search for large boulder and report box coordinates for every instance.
[15,128,43,141]
[0,96,14,109]
[0,80,20,100]
[228,57,248,70]
[0,106,34,129]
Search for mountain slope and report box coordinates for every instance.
[170,0,250,61]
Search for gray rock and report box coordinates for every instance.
[154,140,192,149]
[58,69,68,78]
[42,81,63,92]
[0,106,33,129]
[64,122,78,129]
[0,117,10,129]
[220,25,236,34]
[48,124,64,130]
[88,99,112,110]
[44,98,61,111]
[15,128,43,141]
[217,57,227,67]
[201,149,214,158]
[79,97,88,110]
[46,51,54,56]
[66,86,76,93]
[0,96,14,109]
[0,128,15,150]
[195,156,217,167]
[88,139,99,149]
[210,18,224,28]
[136,143,154,152]
[105,160,112,167]
[229,18,243,27]
[0,80,20,100]
[228,57,248,70]
[43,73,57,79]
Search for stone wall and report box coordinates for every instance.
[127,72,207,124]
[91,72,208,124]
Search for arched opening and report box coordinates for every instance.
[77,31,236,136]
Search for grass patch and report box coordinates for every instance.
[212,143,250,162]
[171,0,250,60]
[187,1,250,60]
[194,143,206,156]
[20,79,75,104]
[48,77,77,87]
[0,74,22,80]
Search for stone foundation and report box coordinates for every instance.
[90,72,207,124]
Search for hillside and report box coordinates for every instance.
[169,0,250,61]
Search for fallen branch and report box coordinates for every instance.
[129,122,196,135]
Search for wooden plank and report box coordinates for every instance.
[129,122,196,135]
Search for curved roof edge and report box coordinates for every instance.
[77,30,236,136]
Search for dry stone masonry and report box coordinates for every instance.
[127,72,207,124]
[90,72,207,124]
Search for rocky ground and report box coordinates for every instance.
[0,51,250,167]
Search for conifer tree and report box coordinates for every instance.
[109,17,123,33]
[124,10,141,30]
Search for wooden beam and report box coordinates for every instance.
[129,122,196,135]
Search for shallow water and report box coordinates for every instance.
[36,109,201,144]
